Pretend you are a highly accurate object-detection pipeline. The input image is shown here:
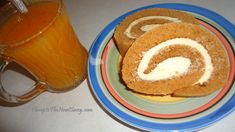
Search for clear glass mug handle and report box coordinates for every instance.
[0,58,46,103]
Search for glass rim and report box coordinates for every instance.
[0,0,63,48]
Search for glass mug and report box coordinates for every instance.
[0,0,87,104]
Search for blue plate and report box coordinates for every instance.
[88,3,235,131]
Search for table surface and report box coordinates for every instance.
[0,0,235,132]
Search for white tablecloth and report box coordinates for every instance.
[0,0,234,131]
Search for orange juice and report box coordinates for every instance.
[0,1,87,91]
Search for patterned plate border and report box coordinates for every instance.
[88,3,235,131]
[101,18,235,118]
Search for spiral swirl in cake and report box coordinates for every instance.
[121,23,229,96]
[114,8,198,56]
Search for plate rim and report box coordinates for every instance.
[88,3,235,131]
[101,19,235,119]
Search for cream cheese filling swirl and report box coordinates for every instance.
[124,16,182,39]
[137,38,214,85]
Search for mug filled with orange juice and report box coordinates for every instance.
[0,0,88,103]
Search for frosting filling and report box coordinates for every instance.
[124,16,182,39]
[140,24,161,32]
[137,38,213,84]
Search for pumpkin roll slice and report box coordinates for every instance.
[114,8,198,56]
[121,23,229,96]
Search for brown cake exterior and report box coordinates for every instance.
[114,8,198,56]
[121,23,229,96]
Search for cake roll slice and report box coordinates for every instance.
[114,8,198,56]
[121,23,229,96]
